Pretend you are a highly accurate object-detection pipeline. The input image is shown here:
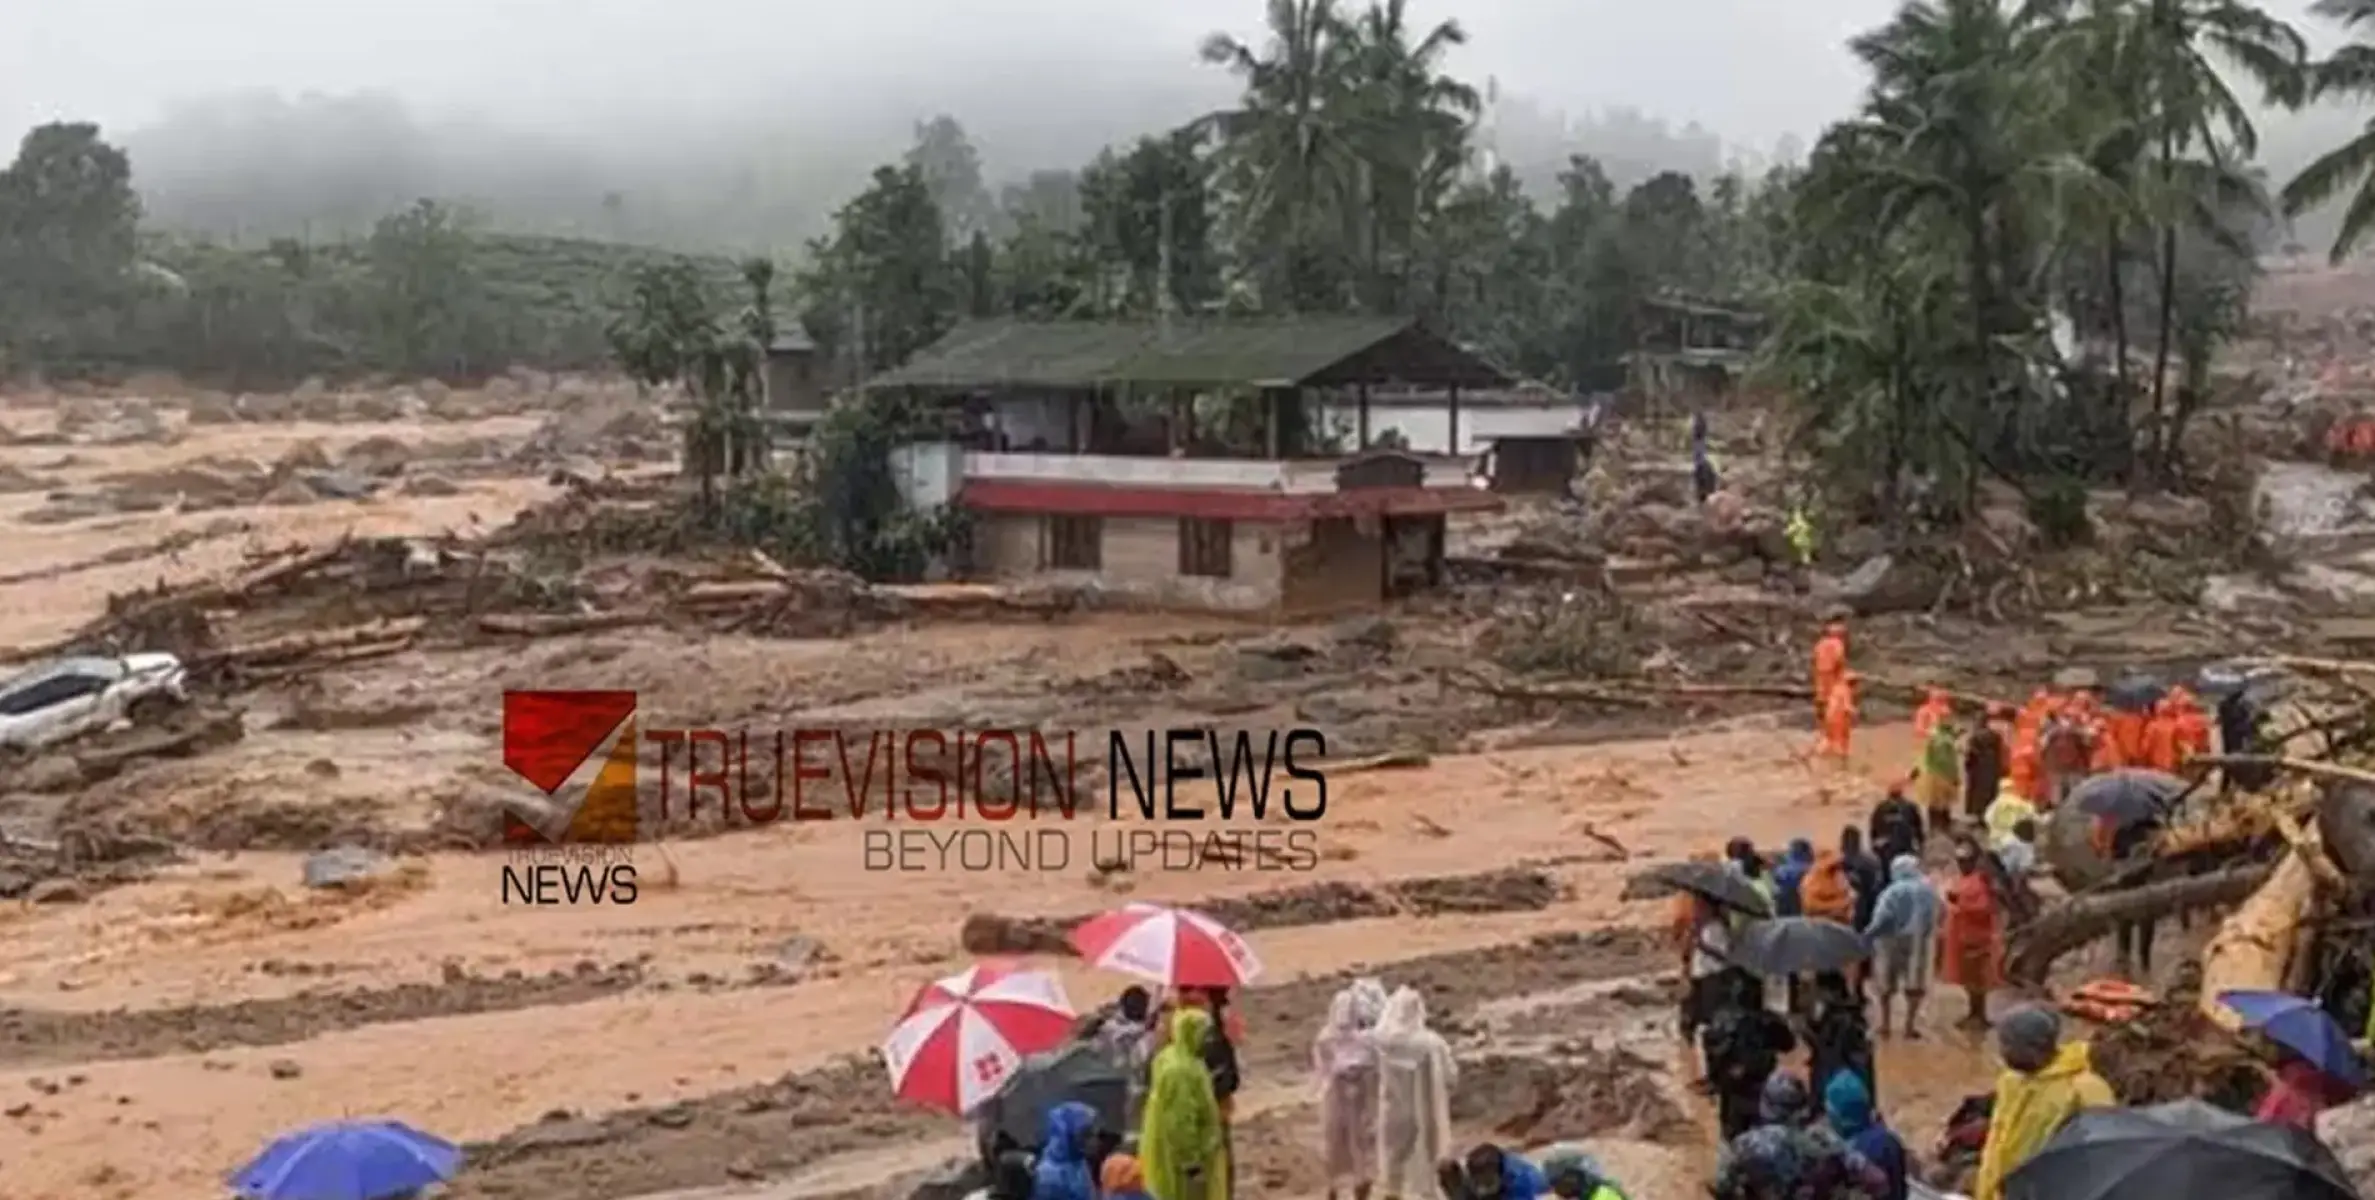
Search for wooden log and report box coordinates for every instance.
[2196,850,2323,1032]
[678,580,794,605]
[477,612,654,637]
[194,620,425,668]
[2006,861,2274,984]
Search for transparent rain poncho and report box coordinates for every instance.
[1372,986,1456,1199]
[1314,987,1382,1185]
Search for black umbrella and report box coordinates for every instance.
[1632,860,1772,918]
[2004,1098,2358,1200]
[2106,674,2167,713]
[2071,768,2188,827]
[1728,917,1870,977]
[970,1042,1129,1166]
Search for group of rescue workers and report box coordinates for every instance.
[1654,616,2329,1200]
[1001,611,2314,1200]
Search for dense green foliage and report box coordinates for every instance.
[14,0,2375,542]
[0,131,788,387]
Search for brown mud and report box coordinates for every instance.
[958,868,1567,957]
[446,929,1668,1200]
[1450,1048,1696,1146]
[0,960,644,1068]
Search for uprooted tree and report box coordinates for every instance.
[2012,660,2375,1100]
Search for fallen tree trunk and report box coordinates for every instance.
[2196,850,2321,1032]
[476,612,654,637]
[2007,862,2274,984]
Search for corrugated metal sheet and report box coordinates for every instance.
[866,316,1500,390]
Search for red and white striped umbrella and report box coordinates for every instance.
[881,962,1076,1114]
[1069,903,1263,988]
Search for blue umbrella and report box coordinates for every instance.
[2218,990,2369,1090]
[231,1120,462,1200]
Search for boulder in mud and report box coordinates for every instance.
[338,435,415,477]
[302,846,395,889]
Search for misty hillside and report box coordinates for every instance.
[117,87,1745,253]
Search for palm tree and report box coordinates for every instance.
[1822,0,2057,458]
[2121,0,2302,459]
[1199,0,1361,309]
[1339,0,1480,310]
[2282,0,2375,260]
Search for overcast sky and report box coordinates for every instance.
[0,0,2355,159]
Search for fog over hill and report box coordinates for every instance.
[5,0,2371,254]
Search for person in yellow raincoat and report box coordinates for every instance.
[1140,1008,1227,1200]
[1787,506,1818,566]
[1973,1007,2115,1200]
[1984,788,2038,851]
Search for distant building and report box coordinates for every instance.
[1623,292,1764,414]
[864,316,1515,614]
[763,330,826,437]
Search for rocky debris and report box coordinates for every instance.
[959,868,1565,956]
[512,389,671,465]
[300,846,395,889]
[0,463,55,494]
[54,398,180,447]
[0,960,647,1068]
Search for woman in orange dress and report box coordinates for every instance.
[1938,839,2002,1032]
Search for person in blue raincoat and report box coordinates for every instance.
[1030,1101,1101,1200]
[1824,1070,1908,1200]
[1771,839,1815,917]
[1463,1143,1548,1200]
[1538,1144,1626,1200]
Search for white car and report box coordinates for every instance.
[0,652,189,752]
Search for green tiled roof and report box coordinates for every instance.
[865,316,1510,390]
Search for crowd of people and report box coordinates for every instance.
[985,621,2327,1200]
[1003,978,1631,1200]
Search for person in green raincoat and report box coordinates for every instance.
[1915,720,1963,834]
[1140,1008,1227,1200]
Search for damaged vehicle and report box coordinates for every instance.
[0,652,189,752]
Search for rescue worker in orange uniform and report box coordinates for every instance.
[1812,620,1849,720]
[2041,693,2096,805]
[1819,672,1861,760]
[2140,696,2183,774]
[2169,685,2212,763]
[2099,698,2146,772]
[1913,686,1955,741]
[2009,690,2051,804]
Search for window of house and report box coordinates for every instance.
[1179,518,1233,578]
[1046,515,1102,570]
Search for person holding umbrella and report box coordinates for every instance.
[2219,989,2368,1130]
[1702,967,1800,1139]
[2003,1098,2360,1200]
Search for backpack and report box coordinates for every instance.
[1703,1008,1777,1090]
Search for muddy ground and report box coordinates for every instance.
[448,930,1674,1200]
[0,349,2364,1200]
